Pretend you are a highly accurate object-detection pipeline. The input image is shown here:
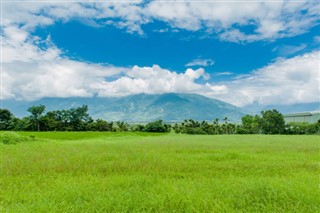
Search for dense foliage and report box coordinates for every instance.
[260,109,285,134]
[1,106,319,134]
[172,118,237,135]
[144,120,171,132]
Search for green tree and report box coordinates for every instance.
[130,124,145,132]
[213,118,219,134]
[223,117,228,134]
[12,117,31,131]
[42,111,61,131]
[28,105,46,131]
[172,123,181,133]
[55,110,71,131]
[260,109,285,134]
[179,119,206,134]
[144,120,170,133]
[240,114,261,134]
[0,109,13,130]
[89,119,113,131]
[115,121,129,132]
[227,123,236,134]
[68,105,92,131]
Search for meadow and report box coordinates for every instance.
[1,132,319,212]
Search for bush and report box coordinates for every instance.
[144,120,170,133]
[285,122,320,135]
[1,132,26,145]
[236,127,251,134]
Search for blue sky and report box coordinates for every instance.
[36,20,319,77]
[2,1,320,106]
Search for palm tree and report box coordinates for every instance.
[116,121,128,132]
[213,118,219,134]
[223,117,228,134]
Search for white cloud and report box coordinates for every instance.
[1,25,213,100]
[2,58,128,100]
[1,25,128,100]
[272,44,307,56]
[146,1,320,42]
[212,72,233,76]
[153,28,169,33]
[1,1,147,34]
[211,51,320,106]
[1,1,319,42]
[92,65,213,97]
[2,26,60,63]
[185,59,215,67]
[185,68,210,80]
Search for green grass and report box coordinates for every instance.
[1,132,319,212]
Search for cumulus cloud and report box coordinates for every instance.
[96,65,213,97]
[185,59,215,67]
[1,24,213,100]
[1,1,147,34]
[2,1,319,42]
[146,1,320,42]
[2,57,129,100]
[1,25,128,100]
[211,51,320,106]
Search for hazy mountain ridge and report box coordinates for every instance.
[2,93,246,122]
[242,102,320,114]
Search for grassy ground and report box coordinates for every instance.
[1,132,319,212]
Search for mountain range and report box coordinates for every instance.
[3,93,319,123]
[2,93,246,123]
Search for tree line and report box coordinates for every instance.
[0,105,319,134]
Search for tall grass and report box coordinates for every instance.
[1,132,319,212]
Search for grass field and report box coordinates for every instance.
[1,132,319,212]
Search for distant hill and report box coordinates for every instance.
[2,93,246,122]
[242,102,320,115]
[262,102,320,114]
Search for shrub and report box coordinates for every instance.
[144,120,170,132]
[0,132,35,145]
[285,122,320,135]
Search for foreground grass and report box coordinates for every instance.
[1,132,319,212]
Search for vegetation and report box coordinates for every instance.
[1,132,319,212]
[260,109,285,134]
[0,109,13,130]
[285,122,320,135]
[27,104,46,131]
[144,120,171,132]
[1,106,319,134]
[238,114,261,134]
[0,132,35,145]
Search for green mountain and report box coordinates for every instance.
[3,93,246,122]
